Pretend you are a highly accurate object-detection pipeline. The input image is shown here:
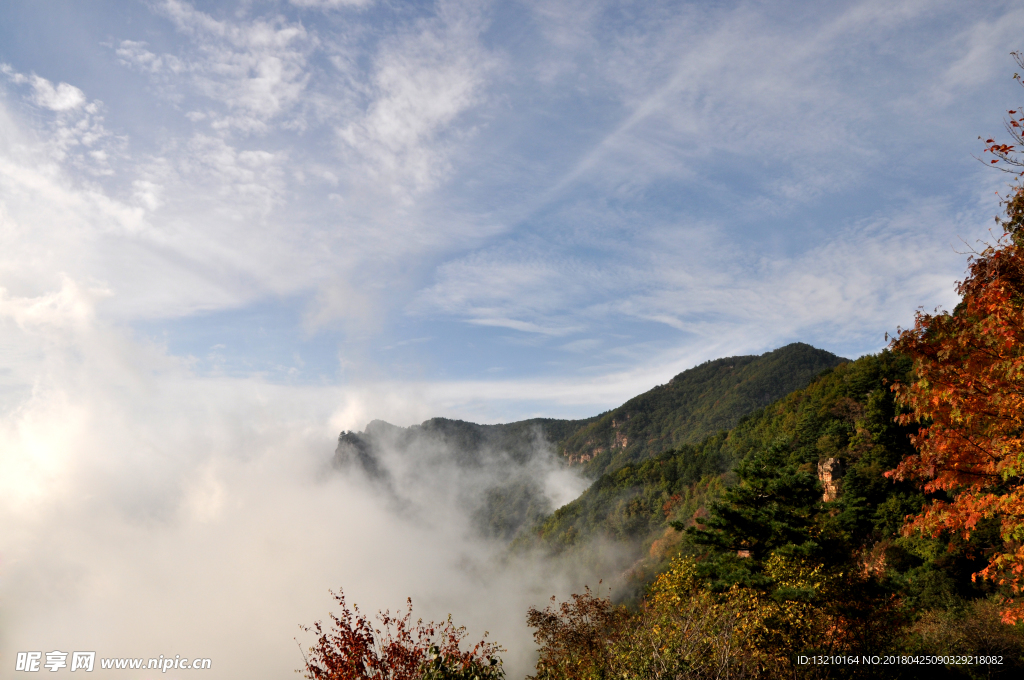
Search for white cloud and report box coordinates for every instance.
[0,276,107,332]
[415,192,988,361]
[332,0,496,196]
[521,0,1022,215]
[0,279,595,679]
[28,75,86,111]
[1,66,120,176]
[935,6,1024,97]
[116,1,316,133]
[115,40,187,75]
[84,1,502,328]
[469,316,582,337]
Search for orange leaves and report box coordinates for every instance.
[661,494,682,518]
[889,186,1024,623]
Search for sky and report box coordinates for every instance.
[2,0,1024,677]
[1,0,1022,420]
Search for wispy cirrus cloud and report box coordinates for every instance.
[117,0,316,133]
[0,0,503,328]
[405,0,1023,364]
[5,4,1024,678]
[1,0,1022,379]
[335,4,496,196]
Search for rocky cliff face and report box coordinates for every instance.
[817,457,844,502]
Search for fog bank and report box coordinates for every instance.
[0,281,592,679]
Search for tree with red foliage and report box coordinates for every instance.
[980,52,1024,179]
[300,589,504,680]
[888,52,1024,624]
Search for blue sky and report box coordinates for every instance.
[5,2,1024,676]
[1,0,1023,422]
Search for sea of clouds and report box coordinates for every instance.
[0,279,598,678]
[5,1,1024,677]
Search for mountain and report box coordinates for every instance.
[337,415,600,470]
[333,416,600,540]
[515,351,973,607]
[558,343,848,476]
[516,350,1024,668]
[333,343,846,541]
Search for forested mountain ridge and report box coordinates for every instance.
[515,350,1011,621]
[337,343,845,476]
[333,343,845,540]
[333,416,601,540]
[558,342,848,476]
[336,415,601,472]
[515,353,912,566]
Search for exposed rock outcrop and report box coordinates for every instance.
[818,457,844,502]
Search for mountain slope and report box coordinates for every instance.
[515,350,988,614]
[520,353,907,558]
[332,343,846,541]
[333,416,601,540]
[559,343,847,476]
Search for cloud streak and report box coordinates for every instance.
[3,1,1024,675]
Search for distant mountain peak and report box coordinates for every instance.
[559,343,848,475]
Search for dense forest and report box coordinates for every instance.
[302,53,1024,680]
[310,342,1024,679]
[558,342,847,476]
[333,343,843,541]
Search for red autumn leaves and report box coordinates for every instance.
[300,590,504,680]
[888,187,1024,623]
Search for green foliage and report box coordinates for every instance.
[338,343,842,546]
[683,443,825,589]
[421,645,504,680]
[559,343,847,476]
[608,558,755,680]
[686,350,1004,615]
[522,349,1011,656]
[523,432,729,548]
[515,351,872,573]
[528,554,905,680]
